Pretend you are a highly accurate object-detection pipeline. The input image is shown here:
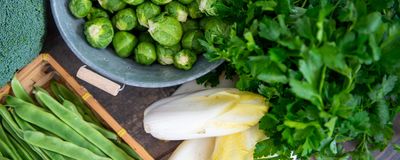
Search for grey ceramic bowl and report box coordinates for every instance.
[50,0,222,88]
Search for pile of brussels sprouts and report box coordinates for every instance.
[68,0,218,70]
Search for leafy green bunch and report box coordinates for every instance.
[199,0,400,159]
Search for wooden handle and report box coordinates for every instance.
[77,66,122,96]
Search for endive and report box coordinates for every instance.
[144,88,268,140]
[212,126,267,160]
[168,126,267,160]
[169,138,215,160]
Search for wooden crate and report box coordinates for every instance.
[0,54,153,160]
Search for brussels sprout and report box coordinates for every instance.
[182,30,204,53]
[87,7,109,20]
[122,0,144,5]
[148,15,183,46]
[165,2,188,22]
[178,0,193,4]
[135,42,157,65]
[204,17,229,44]
[199,0,219,16]
[151,0,172,5]
[69,0,92,18]
[136,2,161,27]
[173,49,197,70]
[182,19,199,32]
[156,45,175,65]
[98,0,127,12]
[84,18,114,48]
[112,8,137,31]
[113,31,138,57]
[188,1,203,19]
[138,32,155,43]
[165,43,182,52]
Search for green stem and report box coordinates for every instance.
[301,0,308,8]
[319,66,327,95]
[346,79,352,92]
[316,66,327,110]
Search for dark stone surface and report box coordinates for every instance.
[42,7,180,159]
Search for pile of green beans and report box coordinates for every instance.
[0,77,141,160]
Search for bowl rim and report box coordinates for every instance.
[50,0,223,88]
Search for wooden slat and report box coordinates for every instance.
[18,64,50,92]
[0,85,10,101]
[34,71,56,88]
[16,54,44,81]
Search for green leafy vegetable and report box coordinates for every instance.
[84,18,114,49]
[112,8,138,31]
[136,2,161,27]
[199,0,400,159]
[87,7,109,20]
[98,0,127,12]
[69,0,92,18]
[148,15,183,46]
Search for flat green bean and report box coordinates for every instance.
[63,100,135,158]
[43,150,68,160]
[7,134,33,160]
[50,80,63,102]
[63,102,121,141]
[63,99,100,123]
[11,76,34,104]
[89,123,119,140]
[36,90,133,160]
[64,99,96,123]
[1,111,49,160]
[114,141,142,160]
[0,106,23,138]
[11,109,60,143]
[0,123,19,159]
[62,99,82,118]
[54,82,102,125]
[10,111,60,160]
[0,139,19,160]
[23,131,111,160]
[63,100,121,141]
[6,96,105,156]
[6,129,40,160]
[10,111,36,131]
[0,116,22,160]
[30,147,50,160]
[50,81,93,123]
[33,87,51,108]
[62,100,118,140]
[0,156,10,160]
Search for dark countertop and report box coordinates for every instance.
[41,5,400,160]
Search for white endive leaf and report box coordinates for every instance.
[144,88,268,140]
[212,126,267,160]
[169,138,215,160]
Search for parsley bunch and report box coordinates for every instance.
[198,0,400,159]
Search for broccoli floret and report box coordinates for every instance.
[0,0,46,86]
